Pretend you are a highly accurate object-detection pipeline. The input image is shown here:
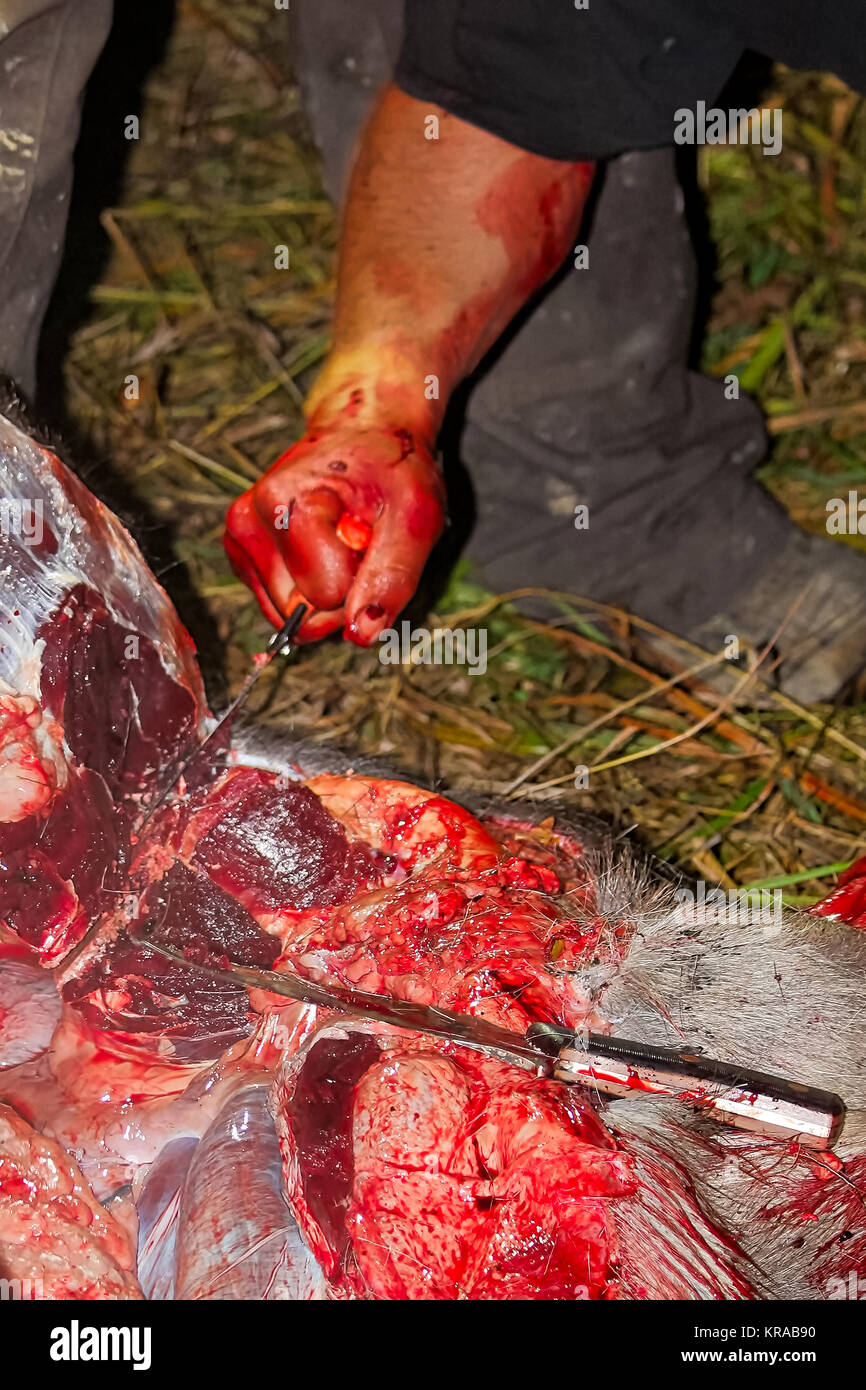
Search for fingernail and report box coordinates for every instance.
[346,604,385,647]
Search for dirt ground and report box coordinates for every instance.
[47,0,866,902]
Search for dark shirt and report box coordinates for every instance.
[395,0,866,160]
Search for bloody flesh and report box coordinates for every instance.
[279,1027,633,1300]
[38,583,198,802]
[189,771,383,913]
[284,1032,382,1268]
[1,415,865,1302]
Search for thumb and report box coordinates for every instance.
[344,492,443,645]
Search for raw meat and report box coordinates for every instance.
[277,1025,634,1300]
[0,410,864,1302]
[0,1101,141,1299]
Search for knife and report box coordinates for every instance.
[136,600,309,831]
[131,933,846,1151]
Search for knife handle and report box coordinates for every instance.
[268,601,309,655]
[525,1022,846,1151]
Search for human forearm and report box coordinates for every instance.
[226,87,593,645]
[306,84,595,441]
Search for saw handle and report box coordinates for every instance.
[525,1023,846,1151]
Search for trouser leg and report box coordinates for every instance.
[0,0,114,401]
[461,148,790,632]
[289,2,790,635]
[289,0,403,204]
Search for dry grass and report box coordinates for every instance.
[62,1,866,903]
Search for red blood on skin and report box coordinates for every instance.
[393,428,413,460]
[534,180,567,286]
[475,155,594,300]
[335,513,373,551]
[363,162,590,423]
[402,488,447,544]
[343,388,365,418]
[371,255,440,317]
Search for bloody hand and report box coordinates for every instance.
[224,423,445,645]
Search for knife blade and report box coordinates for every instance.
[130,933,846,1149]
[128,931,545,1066]
[136,600,309,832]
